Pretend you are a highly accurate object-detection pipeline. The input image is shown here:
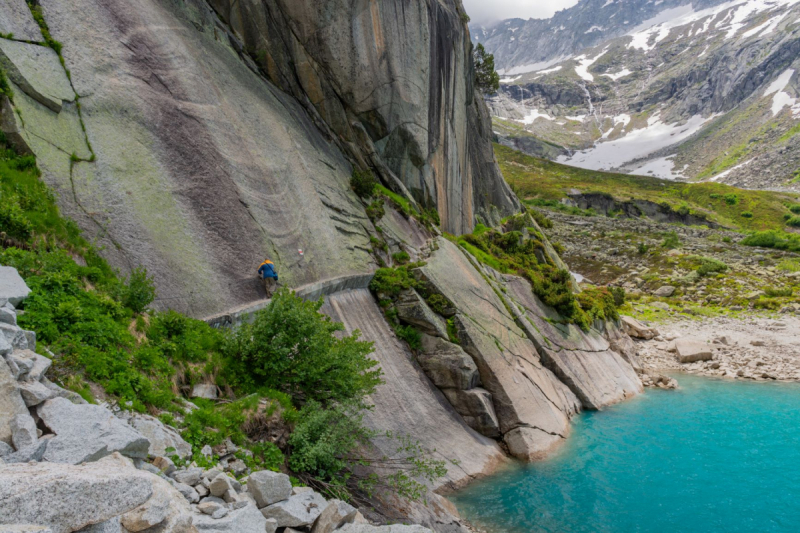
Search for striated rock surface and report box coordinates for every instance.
[207,0,518,235]
[0,357,28,446]
[419,238,581,460]
[500,275,642,410]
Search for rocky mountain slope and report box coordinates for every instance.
[471,0,733,73]
[0,1,652,532]
[476,0,800,188]
[0,0,518,317]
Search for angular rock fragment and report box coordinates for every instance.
[310,499,357,533]
[9,413,37,450]
[37,397,150,464]
[194,503,267,533]
[260,491,328,528]
[0,266,30,307]
[394,290,448,339]
[246,470,292,508]
[0,0,44,42]
[675,338,713,363]
[442,388,500,438]
[417,335,478,390]
[0,39,75,113]
[0,357,28,445]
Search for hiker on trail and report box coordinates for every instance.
[258,259,278,297]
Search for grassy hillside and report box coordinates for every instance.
[495,144,800,232]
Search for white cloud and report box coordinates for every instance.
[462,0,580,24]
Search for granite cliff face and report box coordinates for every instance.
[0,0,516,316]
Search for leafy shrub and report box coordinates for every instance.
[742,231,800,252]
[695,257,728,277]
[789,204,800,214]
[350,169,377,198]
[786,216,800,228]
[223,288,382,404]
[426,293,451,316]
[473,43,499,94]
[365,199,385,221]
[609,286,626,307]
[724,193,738,205]
[395,325,421,350]
[288,401,446,501]
[123,267,156,314]
[369,266,420,297]
[741,211,753,218]
[661,231,681,249]
[765,287,793,298]
[638,242,649,255]
[392,251,410,265]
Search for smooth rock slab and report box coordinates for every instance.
[246,470,292,508]
[0,267,30,307]
[653,285,676,297]
[75,517,120,533]
[394,289,448,339]
[675,338,713,363]
[0,526,53,533]
[121,473,193,533]
[0,453,153,533]
[0,0,44,42]
[260,491,328,528]
[37,397,150,464]
[0,39,74,113]
[620,316,658,340]
[194,503,267,533]
[17,379,55,407]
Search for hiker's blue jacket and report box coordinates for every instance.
[258,260,278,281]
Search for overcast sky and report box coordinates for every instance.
[462,0,579,24]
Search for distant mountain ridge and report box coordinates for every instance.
[472,0,800,189]
[470,0,733,73]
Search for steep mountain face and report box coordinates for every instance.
[470,0,732,73]
[0,0,516,317]
[479,0,800,187]
[207,0,519,235]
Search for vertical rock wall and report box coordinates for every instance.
[206,0,519,235]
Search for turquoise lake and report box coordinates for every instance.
[451,374,800,533]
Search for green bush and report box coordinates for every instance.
[740,211,753,219]
[123,267,156,314]
[789,204,800,214]
[765,286,793,298]
[724,193,739,205]
[662,231,681,249]
[742,230,800,252]
[392,251,410,265]
[223,288,382,403]
[350,169,377,198]
[695,257,728,277]
[369,266,420,297]
[395,325,421,350]
[609,286,626,307]
[786,216,800,228]
[529,209,553,229]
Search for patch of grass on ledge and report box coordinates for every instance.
[495,143,800,232]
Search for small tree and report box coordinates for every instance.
[223,288,382,403]
[124,267,156,314]
[473,43,500,94]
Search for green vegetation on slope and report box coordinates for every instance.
[495,143,800,232]
[449,215,618,331]
[0,137,443,501]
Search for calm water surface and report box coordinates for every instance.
[451,375,800,533]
